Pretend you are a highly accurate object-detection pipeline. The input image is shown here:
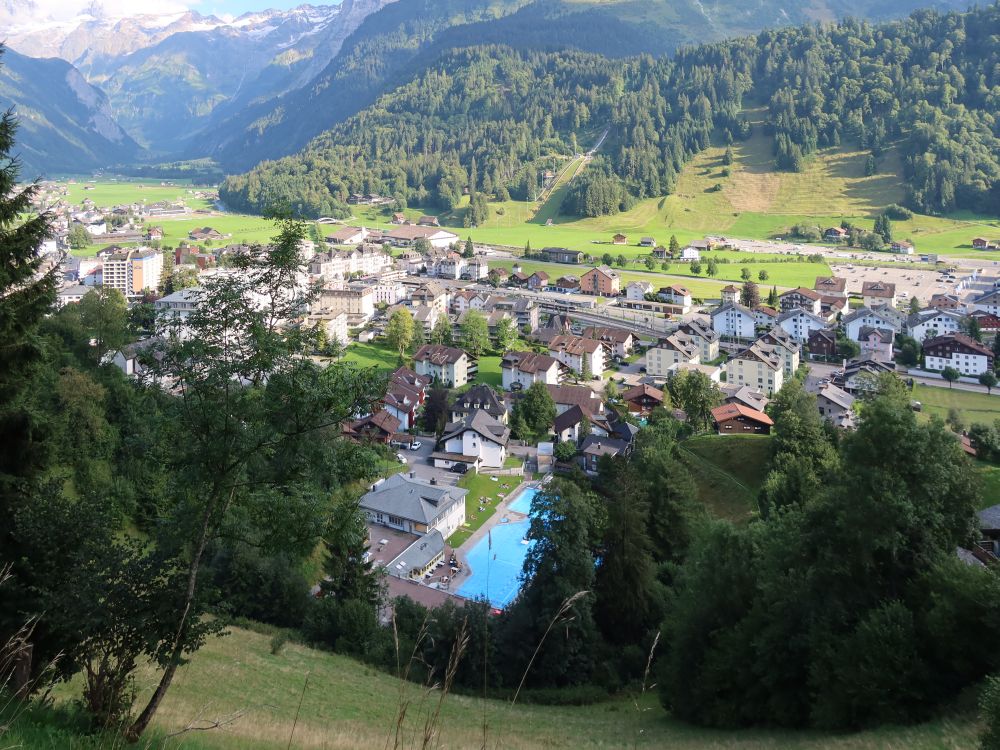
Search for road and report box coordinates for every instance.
[804,360,1000,397]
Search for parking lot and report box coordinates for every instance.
[390,437,461,487]
[830,263,959,305]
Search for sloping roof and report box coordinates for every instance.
[818,382,855,411]
[781,286,821,301]
[679,319,720,342]
[452,385,506,418]
[622,383,664,403]
[501,351,560,374]
[923,332,993,357]
[352,409,402,435]
[545,384,603,414]
[861,280,896,297]
[978,504,1000,532]
[580,435,627,457]
[777,308,827,325]
[549,334,604,356]
[720,383,769,412]
[387,530,445,577]
[711,403,774,426]
[361,474,468,525]
[554,404,586,433]
[413,344,467,365]
[814,276,847,293]
[712,302,754,318]
[583,326,634,344]
[442,409,510,446]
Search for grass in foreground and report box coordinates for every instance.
[28,624,980,749]
[680,434,773,521]
[341,341,403,372]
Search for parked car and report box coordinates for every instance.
[396,453,408,464]
[449,463,469,474]
[408,440,423,451]
[389,439,405,448]
[510,381,523,392]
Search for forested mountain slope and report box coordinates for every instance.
[200,0,975,172]
[221,4,1000,220]
[0,47,138,176]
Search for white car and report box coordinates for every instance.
[396,453,408,464]
[408,440,423,451]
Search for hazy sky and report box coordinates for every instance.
[23,0,335,22]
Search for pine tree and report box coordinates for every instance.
[320,493,383,605]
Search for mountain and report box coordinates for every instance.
[4,2,391,154]
[0,47,139,177]
[197,0,976,173]
[221,4,1000,219]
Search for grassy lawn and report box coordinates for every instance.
[912,383,1000,425]
[29,624,979,749]
[975,461,1000,510]
[60,178,208,208]
[475,355,503,387]
[448,464,522,548]
[341,341,402,372]
[680,434,773,522]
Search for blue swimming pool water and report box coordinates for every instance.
[506,487,538,515]
[456,488,539,608]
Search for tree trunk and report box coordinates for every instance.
[13,641,32,698]
[125,490,229,742]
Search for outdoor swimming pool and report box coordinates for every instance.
[456,488,539,608]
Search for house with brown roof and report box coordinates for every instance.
[612,233,627,245]
[779,287,822,315]
[435,410,510,469]
[189,226,224,241]
[582,325,635,358]
[721,285,739,304]
[657,284,693,310]
[545,383,605,417]
[418,215,441,227]
[548,334,607,375]
[923,333,994,376]
[501,351,565,390]
[807,328,838,359]
[391,212,407,224]
[451,384,508,424]
[325,226,369,245]
[861,280,897,308]
[527,271,549,290]
[622,383,664,416]
[384,366,430,430]
[347,409,403,443]
[580,266,620,296]
[711,403,773,435]
[814,276,847,298]
[824,226,849,241]
[412,344,471,387]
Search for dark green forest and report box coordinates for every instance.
[222,4,1000,220]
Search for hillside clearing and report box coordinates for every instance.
[680,434,772,521]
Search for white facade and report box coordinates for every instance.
[844,309,902,341]
[711,304,755,339]
[908,310,963,341]
[777,310,828,343]
[625,281,653,301]
[443,430,506,468]
[925,351,991,376]
[501,355,562,390]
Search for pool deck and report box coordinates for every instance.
[452,478,537,593]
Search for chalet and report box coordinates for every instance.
[835,359,897,394]
[582,326,635,358]
[546,383,605,417]
[923,333,994,376]
[579,435,630,474]
[451,385,507,424]
[384,226,458,249]
[417,215,440,227]
[622,383,665,416]
[412,344,471,387]
[411,282,449,313]
[612,233,627,245]
[391,212,406,224]
[554,405,609,445]
[929,294,961,311]
[679,246,700,261]
[501,351,564,390]
[640,236,656,247]
[819,295,847,320]
[824,226,849,242]
[814,276,847,298]
[548,335,606,375]
[384,367,430,430]
[652,246,669,259]
[553,276,580,293]
[527,271,549,291]
[541,247,584,264]
[861,280,897,308]
[580,266,620,296]
[890,240,915,255]
[843,306,903,341]
[435,410,510,470]
[779,287,822,314]
[347,409,402,444]
[711,403,773,435]
[807,328,838,359]
[145,226,164,241]
[971,310,1000,333]
[973,238,992,250]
